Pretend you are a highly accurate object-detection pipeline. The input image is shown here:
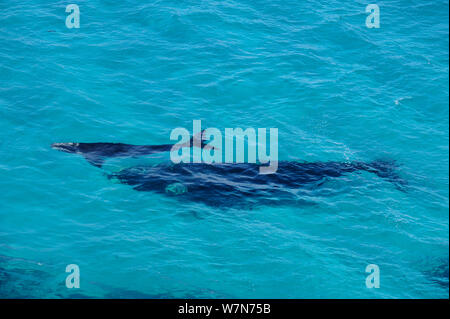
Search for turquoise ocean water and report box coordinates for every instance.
[0,0,448,298]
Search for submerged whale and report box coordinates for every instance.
[52,140,406,207]
[108,161,405,207]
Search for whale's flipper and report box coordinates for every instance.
[83,154,104,168]
[165,182,188,195]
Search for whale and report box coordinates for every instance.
[108,160,406,207]
[52,138,406,207]
[52,131,208,168]
[51,142,178,167]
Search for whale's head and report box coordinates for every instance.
[51,142,80,153]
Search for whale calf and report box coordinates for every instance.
[52,131,207,168]
[51,142,177,167]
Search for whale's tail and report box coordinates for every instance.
[357,160,407,191]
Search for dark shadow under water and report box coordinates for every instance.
[422,258,449,290]
[109,160,406,208]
